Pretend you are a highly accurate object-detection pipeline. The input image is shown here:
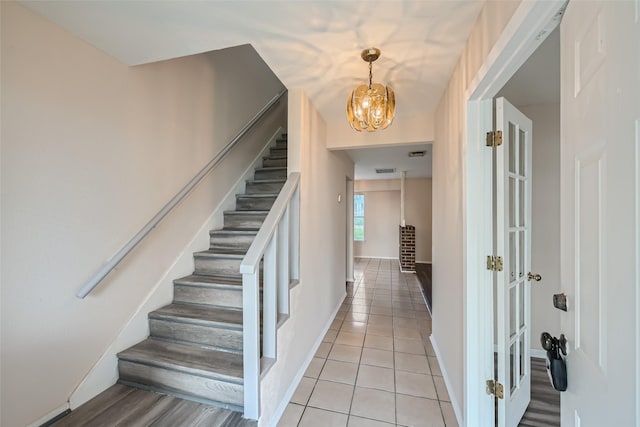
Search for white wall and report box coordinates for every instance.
[518,103,561,354]
[0,3,285,426]
[353,178,432,262]
[258,89,354,426]
[431,1,520,422]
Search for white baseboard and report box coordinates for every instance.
[430,335,464,427]
[416,260,432,264]
[27,403,69,427]
[263,293,346,427]
[354,256,399,260]
[69,128,284,410]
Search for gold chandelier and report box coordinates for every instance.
[347,47,395,132]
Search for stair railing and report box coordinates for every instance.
[76,89,287,299]
[240,171,300,420]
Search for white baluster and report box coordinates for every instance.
[263,234,277,360]
[278,206,290,315]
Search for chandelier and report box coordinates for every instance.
[347,47,395,132]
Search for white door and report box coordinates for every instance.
[560,2,639,426]
[495,97,533,427]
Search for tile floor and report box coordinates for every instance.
[278,258,458,427]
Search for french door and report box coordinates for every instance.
[495,96,533,427]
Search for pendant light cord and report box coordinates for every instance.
[368,61,373,90]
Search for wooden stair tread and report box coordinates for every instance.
[236,194,279,198]
[223,210,269,215]
[150,303,243,328]
[245,178,285,184]
[118,339,243,383]
[255,166,286,171]
[194,249,246,258]
[209,229,258,236]
[174,274,242,287]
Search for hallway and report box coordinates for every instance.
[278,258,456,427]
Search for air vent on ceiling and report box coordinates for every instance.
[408,150,426,158]
[375,168,396,174]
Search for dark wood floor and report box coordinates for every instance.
[519,357,560,426]
[415,262,432,312]
[50,384,256,427]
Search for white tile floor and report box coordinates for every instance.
[278,258,459,427]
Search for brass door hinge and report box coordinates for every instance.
[486,130,503,147]
[486,380,504,399]
[486,255,503,272]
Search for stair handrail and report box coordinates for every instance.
[240,171,300,419]
[76,89,288,299]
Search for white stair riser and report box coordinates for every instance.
[174,285,242,308]
[149,319,243,352]
[118,361,243,407]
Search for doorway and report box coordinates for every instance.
[463,3,567,426]
[494,28,562,426]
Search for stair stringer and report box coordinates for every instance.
[68,127,286,410]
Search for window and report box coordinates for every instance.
[354,194,364,241]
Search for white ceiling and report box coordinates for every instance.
[347,143,432,180]
[23,1,484,124]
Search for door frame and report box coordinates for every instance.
[463,1,567,424]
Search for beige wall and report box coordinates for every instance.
[431,0,520,421]
[519,103,561,353]
[0,3,285,426]
[326,112,435,150]
[354,190,401,259]
[405,178,432,263]
[258,88,354,425]
[354,178,432,262]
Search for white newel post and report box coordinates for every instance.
[242,269,260,419]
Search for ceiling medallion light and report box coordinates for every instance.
[347,47,395,132]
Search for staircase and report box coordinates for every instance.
[116,133,288,413]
